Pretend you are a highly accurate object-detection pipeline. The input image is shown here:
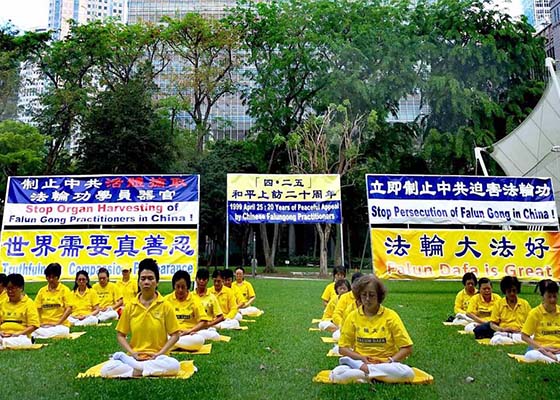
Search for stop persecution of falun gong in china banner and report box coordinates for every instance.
[1,175,200,280]
[365,174,560,281]
[227,174,342,224]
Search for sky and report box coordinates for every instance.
[1,0,524,33]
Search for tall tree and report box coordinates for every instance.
[162,13,240,152]
[284,102,374,276]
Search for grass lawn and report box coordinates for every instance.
[2,278,559,400]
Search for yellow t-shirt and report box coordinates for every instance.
[522,304,560,347]
[234,280,256,303]
[116,293,180,355]
[0,291,8,306]
[490,297,531,330]
[194,291,223,319]
[467,293,501,321]
[321,282,336,303]
[454,289,477,314]
[322,295,339,320]
[208,286,238,319]
[34,283,72,326]
[339,305,413,359]
[164,292,210,330]
[0,295,40,336]
[333,291,356,327]
[116,279,138,306]
[230,285,246,307]
[92,282,122,308]
[69,288,100,317]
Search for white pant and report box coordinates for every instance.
[32,325,70,338]
[215,319,240,330]
[332,329,341,341]
[239,306,261,316]
[98,308,119,322]
[318,320,337,331]
[490,332,524,345]
[336,356,415,382]
[68,315,98,326]
[452,313,474,326]
[464,322,478,333]
[175,333,205,351]
[197,328,221,341]
[100,352,180,377]
[524,350,560,363]
[0,335,33,349]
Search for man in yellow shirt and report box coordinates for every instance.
[33,263,72,338]
[115,267,137,309]
[464,277,501,334]
[223,268,245,308]
[448,272,478,325]
[101,258,181,377]
[93,268,123,321]
[193,268,224,328]
[0,274,40,348]
[208,269,240,329]
[234,267,256,308]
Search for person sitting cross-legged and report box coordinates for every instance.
[331,275,415,384]
[68,270,100,326]
[0,274,40,349]
[92,268,123,322]
[101,258,181,378]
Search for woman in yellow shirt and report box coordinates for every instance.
[319,279,351,332]
[101,258,181,377]
[331,275,415,383]
[321,266,346,307]
[522,279,560,363]
[68,271,100,326]
[0,274,40,348]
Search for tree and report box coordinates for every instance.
[412,0,546,174]
[284,102,374,276]
[0,120,47,213]
[162,13,240,152]
[76,78,176,174]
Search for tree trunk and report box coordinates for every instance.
[316,223,332,277]
[333,225,342,267]
[260,224,278,272]
[288,224,296,258]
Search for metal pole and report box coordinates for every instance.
[251,230,257,277]
[338,221,345,267]
[225,216,229,269]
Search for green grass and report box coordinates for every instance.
[2,279,559,400]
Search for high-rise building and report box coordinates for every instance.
[521,0,551,28]
[550,0,560,60]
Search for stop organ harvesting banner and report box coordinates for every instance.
[366,174,558,226]
[227,174,342,224]
[371,228,560,281]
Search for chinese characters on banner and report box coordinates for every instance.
[227,174,342,224]
[371,229,560,281]
[3,175,199,226]
[1,175,200,280]
[1,230,198,280]
[366,175,557,226]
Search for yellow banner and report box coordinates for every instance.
[1,229,198,281]
[227,174,341,202]
[371,229,560,281]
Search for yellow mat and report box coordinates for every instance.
[507,353,558,364]
[321,337,337,343]
[242,309,264,317]
[313,367,434,385]
[218,335,231,342]
[327,349,341,357]
[219,326,248,331]
[76,360,196,379]
[241,319,256,323]
[311,319,322,324]
[36,332,86,340]
[172,344,212,355]
[1,343,46,350]
[457,330,473,335]
[477,338,518,346]
[309,328,321,332]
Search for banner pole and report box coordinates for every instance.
[339,220,345,268]
[225,215,230,269]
